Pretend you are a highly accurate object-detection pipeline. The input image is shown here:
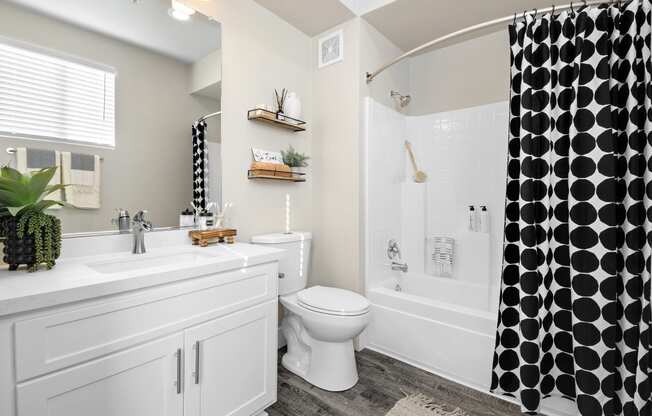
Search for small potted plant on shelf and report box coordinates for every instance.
[281,145,310,176]
[0,166,65,272]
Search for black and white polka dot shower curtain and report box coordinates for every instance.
[192,120,209,211]
[491,1,651,415]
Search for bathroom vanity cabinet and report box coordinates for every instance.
[0,242,282,416]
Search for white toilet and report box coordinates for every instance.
[251,232,370,392]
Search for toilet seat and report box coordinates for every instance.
[297,286,370,316]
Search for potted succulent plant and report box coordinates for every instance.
[0,166,65,271]
[281,145,310,175]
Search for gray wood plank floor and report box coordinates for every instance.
[267,348,522,416]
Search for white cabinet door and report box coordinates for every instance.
[16,332,184,416]
[184,300,277,416]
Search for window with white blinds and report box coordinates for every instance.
[0,39,115,147]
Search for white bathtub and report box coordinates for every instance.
[363,275,577,416]
[365,276,497,389]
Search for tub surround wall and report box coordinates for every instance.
[365,98,508,307]
[363,98,406,290]
[408,101,509,300]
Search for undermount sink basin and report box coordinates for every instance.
[87,251,215,274]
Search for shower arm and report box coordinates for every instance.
[365,0,609,83]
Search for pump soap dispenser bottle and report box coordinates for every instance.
[468,205,477,232]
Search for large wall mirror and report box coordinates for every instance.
[0,0,222,235]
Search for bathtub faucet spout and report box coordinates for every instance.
[391,261,408,273]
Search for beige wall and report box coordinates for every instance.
[359,20,410,112]
[186,0,313,242]
[408,30,510,115]
[183,1,509,299]
[0,2,219,233]
[191,49,222,96]
[311,19,362,292]
[309,18,409,294]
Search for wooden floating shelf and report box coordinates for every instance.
[247,108,306,132]
[248,169,306,182]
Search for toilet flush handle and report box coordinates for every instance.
[278,273,285,279]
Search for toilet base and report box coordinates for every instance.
[281,314,360,392]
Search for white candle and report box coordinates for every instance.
[285,193,291,234]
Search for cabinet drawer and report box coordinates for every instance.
[15,263,278,382]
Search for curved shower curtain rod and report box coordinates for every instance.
[366,0,615,83]
[197,111,222,123]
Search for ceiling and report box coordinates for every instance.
[363,0,582,53]
[7,0,220,63]
[338,0,395,16]
[253,0,355,36]
[251,0,582,54]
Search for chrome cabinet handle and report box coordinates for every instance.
[194,341,200,384]
[176,348,182,394]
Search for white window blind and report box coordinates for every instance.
[0,39,115,147]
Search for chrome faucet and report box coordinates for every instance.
[132,210,152,254]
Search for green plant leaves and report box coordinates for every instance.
[30,200,64,213]
[1,166,23,182]
[28,167,57,201]
[0,166,65,217]
[281,145,310,168]
[6,205,28,216]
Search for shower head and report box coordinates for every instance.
[390,90,411,108]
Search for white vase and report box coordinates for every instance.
[284,92,302,122]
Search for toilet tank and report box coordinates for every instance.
[251,232,312,295]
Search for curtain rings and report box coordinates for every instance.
[513,12,517,25]
[570,1,576,17]
[552,4,556,16]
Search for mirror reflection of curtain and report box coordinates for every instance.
[192,121,208,210]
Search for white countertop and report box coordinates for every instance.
[0,242,284,317]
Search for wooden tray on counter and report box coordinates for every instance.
[189,229,237,246]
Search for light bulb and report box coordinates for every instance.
[172,0,196,16]
[168,8,191,21]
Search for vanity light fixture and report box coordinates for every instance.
[168,0,196,21]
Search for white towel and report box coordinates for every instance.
[61,152,101,209]
[15,147,63,208]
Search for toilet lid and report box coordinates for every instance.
[297,286,370,316]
